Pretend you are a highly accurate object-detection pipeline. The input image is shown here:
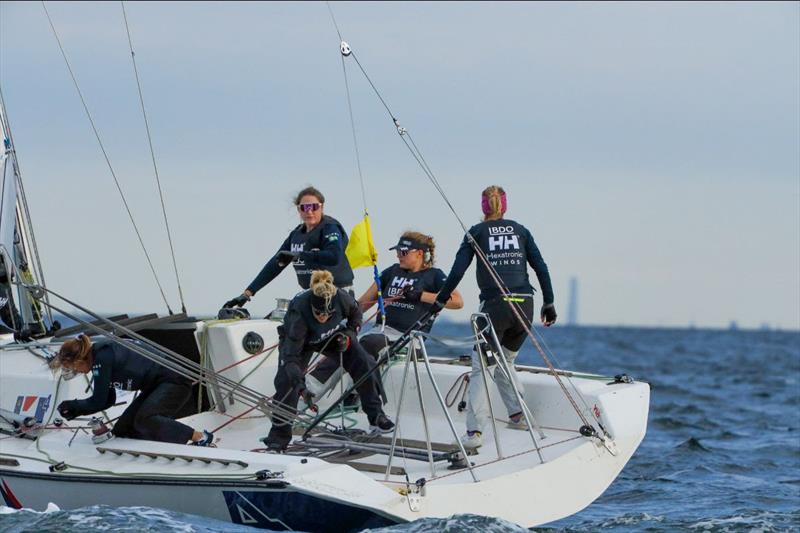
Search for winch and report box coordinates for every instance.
[89,417,113,444]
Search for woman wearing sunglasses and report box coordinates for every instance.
[50,335,214,446]
[222,186,354,309]
[433,185,557,448]
[262,270,394,451]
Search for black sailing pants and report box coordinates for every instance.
[267,334,384,446]
[113,381,194,444]
[308,333,387,383]
[478,295,534,353]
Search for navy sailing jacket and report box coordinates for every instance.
[437,218,554,304]
[247,215,355,293]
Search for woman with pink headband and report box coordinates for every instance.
[433,185,557,449]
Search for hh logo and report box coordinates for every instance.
[488,234,519,251]
[290,243,304,265]
[386,276,415,297]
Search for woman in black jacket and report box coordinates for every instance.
[434,185,557,448]
[222,186,355,310]
[262,270,394,452]
[51,335,213,446]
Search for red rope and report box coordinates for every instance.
[213,342,279,374]
[210,404,259,434]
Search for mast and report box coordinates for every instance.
[0,88,52,334]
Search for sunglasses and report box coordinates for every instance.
[312,307,332,318]
[397,249,421,257]
[297,203,322,213]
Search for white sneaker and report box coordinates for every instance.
[507,413,529,431]
[459,431,482,448]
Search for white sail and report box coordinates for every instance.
[0,135,16,260]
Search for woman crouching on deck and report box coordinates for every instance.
[50,335,213,446]
[262,270,395,452]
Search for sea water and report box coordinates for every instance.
[1,325,798,532]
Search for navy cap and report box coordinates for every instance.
[389,237,429,252]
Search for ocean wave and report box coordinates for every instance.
[367,514,527,532]
[0,505,256,533]
[676,437,712,452]
[688,509,800,532]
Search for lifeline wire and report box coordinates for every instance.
[121,1,186,314]
[41,1,173,315]
[331,27,596,428]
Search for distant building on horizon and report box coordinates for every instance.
[567,276,578,326]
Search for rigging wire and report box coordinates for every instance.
[331,30,597,428]
[0,86,54,325]
[326,2,367,212]
[120,1,187,314]
[40,1,173,315]
[325,2,386,330]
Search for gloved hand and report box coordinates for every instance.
[299,387,317,413]
[402,286,422,303]
[284,361,304,388]
[13,327,32,343]
[223,294,249,309]
[57,400,78,421]
[430,300,446,315]
[332,331,351,353]
[541,304,557,326]
[277,251,297,267]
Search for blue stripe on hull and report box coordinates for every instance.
[223,490,397,532]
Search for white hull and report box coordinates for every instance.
[0,319,650,530]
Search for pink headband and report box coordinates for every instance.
[481,192,507,215]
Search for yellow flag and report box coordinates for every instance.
[346,214,378,269]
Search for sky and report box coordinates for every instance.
[0,1,798,330]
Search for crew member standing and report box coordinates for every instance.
[433,185,557,448]
[222,186,354,309]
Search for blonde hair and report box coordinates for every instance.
[482,185,506,221]
[401,230,435,268]
[50,334,92,370]
[310,270,337,307]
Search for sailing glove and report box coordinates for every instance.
[57,400,78,421]
[223,294,249,309]
[541,304,557,326]
[402,286,422,303]
[277,251,297,267]
[332,332,351,353]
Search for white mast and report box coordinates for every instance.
[0,88,51,333]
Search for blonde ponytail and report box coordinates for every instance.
[310,270,337,309]
[481,185,507,221]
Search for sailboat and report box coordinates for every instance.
[0,7,650,531]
